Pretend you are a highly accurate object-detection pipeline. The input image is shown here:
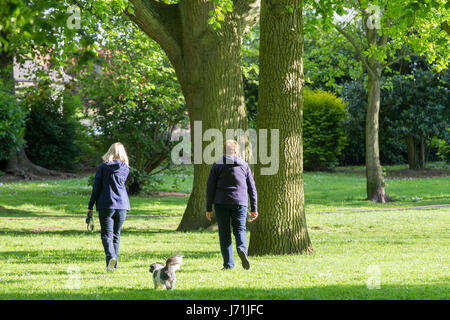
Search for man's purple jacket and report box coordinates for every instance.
[206,155,258,212]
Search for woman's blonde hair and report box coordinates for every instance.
[102,142,129,167]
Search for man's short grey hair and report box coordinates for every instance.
[224,139,240,155]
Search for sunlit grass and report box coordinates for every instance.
[0,166,449,299]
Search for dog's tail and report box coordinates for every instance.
[166,253,183,272]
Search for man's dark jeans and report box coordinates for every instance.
[98,209,127,268]
[214,203,248,269]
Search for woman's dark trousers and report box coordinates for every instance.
[98,209,127,268]
[214,204,248,269]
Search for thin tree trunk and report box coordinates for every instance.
[420,137,425,168]
[366,74,391,202]
[407,135,417,169]
[335,10,394,203]
[248,0,313,255]
[407,135,426,170]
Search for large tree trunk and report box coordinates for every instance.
[248,0,313,256]
[177,1,252,230]
[179,41,248,230]
[128,0,260,230]
[366,73,391,202]
[6,146,61,179]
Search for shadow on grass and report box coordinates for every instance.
[0,284,448,300]
[0,208,44,218]
[0,249,218,265]
[0,207,184,219]
[0,227,183,236]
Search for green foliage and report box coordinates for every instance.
[434,134,450,164]
[22,82,88,171]
[303,8,363,93]
[207,0,234,29]
[303,89,347,170]
[437,141,450,164]
[384,67,449,146]
[340,78,408,165]
[339,60,449,166]
[78,15,187,194]
[0,80,26,160]
[309,0,450,71]
[241,24,259,128]
[1,0,97,68]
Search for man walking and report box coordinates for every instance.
[206,140,258,270]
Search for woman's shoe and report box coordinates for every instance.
[237,250,250,270]
[107,258,117,272]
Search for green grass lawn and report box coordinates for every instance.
[0,166,449,299]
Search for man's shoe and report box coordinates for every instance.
[107,258,117,272]
[237,250,250,270]
[222,266,233,270]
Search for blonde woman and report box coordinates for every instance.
[87,142,130,272]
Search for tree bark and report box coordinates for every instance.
[407,135,426,170]
[127,0,260,230]
[365,72,391,202]
[6,146,62,179]
[363,13,393,203]
[248,0,313,255]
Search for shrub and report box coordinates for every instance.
[303,88,347,170]
[339,61,449,167]
[0,80,26,160]
[79,39,188,194]
[339,79,408,166]
[437,141,450,164]
[435,133,450,164]
[23,82,88,171]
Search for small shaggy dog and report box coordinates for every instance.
[149,253,183,290]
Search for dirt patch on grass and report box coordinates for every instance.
[0,172,92,182]
[333,166,450,179]
[30,226,61,233]
[148,191,189,197]
[386,168,450,179]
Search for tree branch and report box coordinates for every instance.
[333,23,376,78]
[125,0,183,71]
[382,51,410,70]
[442,21,450,36]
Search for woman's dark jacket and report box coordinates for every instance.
[88,160,130,211]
